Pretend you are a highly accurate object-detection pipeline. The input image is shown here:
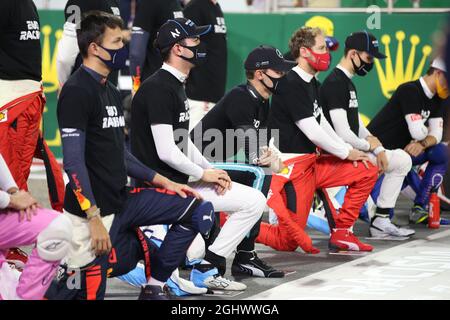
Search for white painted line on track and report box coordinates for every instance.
[247,229,450,300]
[426,229,450,241]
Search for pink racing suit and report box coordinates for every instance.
[0,208,61,300]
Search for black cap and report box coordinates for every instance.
[345,31,387,59]
[245,45,297,72]
[156,18,211,51]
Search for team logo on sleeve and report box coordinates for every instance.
[61,128,80,138]
[20,21,40,41]
[103,106,125,129]
[349,91,358,108]
[71,173,91,211]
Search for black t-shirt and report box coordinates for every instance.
[183,0,227,103]
[368,79,444,149]
[191,84,269,162]
[57,67,127,217]
[131,69,191,184]
[64,0,121,85]
[64,0,120,21]
[0,0,41,81]
[269,69,322,154]
[321,68,359,135]
[133,0,183,81]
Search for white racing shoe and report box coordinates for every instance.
[370,216,415,238]
[0,262,21,300]
[167,268,209,296]
[190,267,246,291]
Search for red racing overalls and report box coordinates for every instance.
[256,153,378,252]
[0,90,65,211]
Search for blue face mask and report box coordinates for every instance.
[97,45,129,70]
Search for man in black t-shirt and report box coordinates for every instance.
[129,0,184,90]
[191,45,294,278]
[0,0,43,188]
[131,18,267,291]
[56,0,123,87]
[183,0,227,130]
[368,58,448,224]
[259,26,378,253]
[47,12,214,300]
[0,0,65,217]
[0,1,41,82]
[321,31,415,238]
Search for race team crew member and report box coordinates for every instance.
[131,18,266,291]
[257,26,378,252]
[47,13,214,301]
[321,31,415,238]
[183,0,228,130]
[368,57,448,224]
[0,154,73,300]
[56,0,122,87]
[191,45,294,278]
[0,1,65,210]
[129,0,183,91]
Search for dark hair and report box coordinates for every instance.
[154,38,171,62]
[246,70,255,80]
[154,38,188,62]
[289,26,323,60]
[77,11,124,58]
[426,66,437,75]
[344,47,351,57]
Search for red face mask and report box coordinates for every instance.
[305,48,331,71]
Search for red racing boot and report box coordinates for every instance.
[6,248,28,271]
[329,229,373,252]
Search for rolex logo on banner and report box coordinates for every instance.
[375,31,432,99]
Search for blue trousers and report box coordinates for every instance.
[46,187,206,300]
[370,143,448,211]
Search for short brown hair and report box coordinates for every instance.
[289,26,323,60]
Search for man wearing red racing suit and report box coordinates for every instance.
[257,26,378,253]
[0,0,65,212]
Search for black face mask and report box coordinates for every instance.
[351,52,374,77]
[262,72,282,94]
[179,42,207,66]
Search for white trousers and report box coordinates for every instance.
[188,180,266,258]
[367,149,412,209]
[188,99,216,132]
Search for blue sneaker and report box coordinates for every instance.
[409,205,428,224]
[190,266,246,291]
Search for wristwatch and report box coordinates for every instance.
[86,208,101,220]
